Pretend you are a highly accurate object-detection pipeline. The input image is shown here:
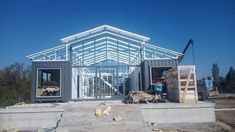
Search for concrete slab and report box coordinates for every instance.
[56,101,150,132]
[0,101,216,131]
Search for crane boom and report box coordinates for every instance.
[183,39,193,54]
[180,39,195,64]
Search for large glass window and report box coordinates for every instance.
[36,69,61,97]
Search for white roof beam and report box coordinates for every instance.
[27,45,65,58]
[107,45,138,55]
[64,31,145,46]
[145,43,182,56]
[83,52,106,60]
[74,44,138,58]
[72,37,107,50]
[107,56,130,65]
[108,49,137,58]
[105,25,150,41]
[72,35,141,51]
[107,41,139,50]
[61,25,150,43]
[75,41,107,52]
[108,53,133,61]
[85,55,107,65]
[108,53,134,60]
[107,36,140,49]
[145,48,179,59]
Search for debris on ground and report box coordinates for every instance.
[95,102,112,117]
[145,122,158,129]
[113,115,122,122]
[145,122,152,128]
[98,101,111,106]
[211,121,232,132]
[95,102,123,122]
[95,108,103,117]
[37,128,49,132]
[4,127,20,132]
[152,128,163,132]
[103,105,112,115]
[0,129,7,132]
[15,102,25,105]
[177,128,200,132]
[149,121,233,132]
[126,91,161,104]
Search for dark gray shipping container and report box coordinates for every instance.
[141,59,179,90]
[31,61,71,102]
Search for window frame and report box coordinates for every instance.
[150,66,172,85]
[36,68,62,98]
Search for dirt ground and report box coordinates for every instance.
[151,122,232,132]
[216,111,235,127]
[214,98,235,109]
[212,97,235,131]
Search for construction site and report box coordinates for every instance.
[0,25,234,132]
[26,25,197,103]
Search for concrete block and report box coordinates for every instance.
[0,107,63,129]
[141,102,215,124]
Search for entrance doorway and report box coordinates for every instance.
[74,66,128,99]
[95,67,116,99]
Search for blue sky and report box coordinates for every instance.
[0,0,235,78]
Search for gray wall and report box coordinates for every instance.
[141,59,179,90]
[31,61,71,102]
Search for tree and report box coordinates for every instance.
[225,66,235,93]
[207,76,212,80]
[218,76,226,92]
[212,63,220,91]
[0,63,31,107]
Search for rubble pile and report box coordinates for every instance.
[95,102,112,117]
[126,91,161,104]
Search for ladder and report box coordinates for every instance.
[179,66,198,103]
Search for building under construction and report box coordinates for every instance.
[27,25,198,102]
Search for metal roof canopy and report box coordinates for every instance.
[27,25,183,66]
